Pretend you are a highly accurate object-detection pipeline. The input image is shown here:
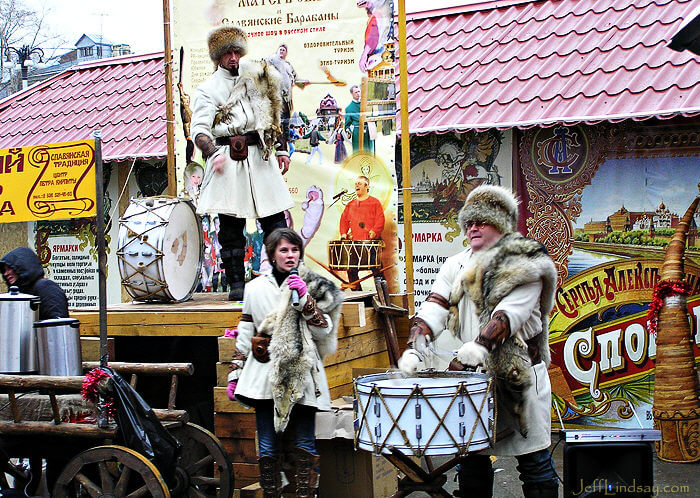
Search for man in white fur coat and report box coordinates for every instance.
[191,25,293,300]
[398,185,559,498]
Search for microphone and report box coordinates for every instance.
[332,189,348,201]
[290,267,300,306]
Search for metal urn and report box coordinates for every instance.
[0,286,40,373]
[34,318,82,376]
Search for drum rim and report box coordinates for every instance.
[328,239,385,246]
[355,370,491,385]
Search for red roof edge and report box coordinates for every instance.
[68,51,165,71]
[0,52,165,110]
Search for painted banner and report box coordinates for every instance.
[0,141,96,223]
[172,0,399,292]
[395,130,514,296]
[518,122,700,428]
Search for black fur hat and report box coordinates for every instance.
[458,184,519,234]
[208,25,248,63]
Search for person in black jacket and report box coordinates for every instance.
[0,247,69,320]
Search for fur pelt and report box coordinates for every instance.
[447,233,556,436]
[260,264,344,432]
[457,184,519,235]
[208,25,248,63]
[212,59,284,160]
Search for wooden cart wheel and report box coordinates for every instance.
[168,422,234,498]
[52,445,170,498]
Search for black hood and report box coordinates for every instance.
[0,247,44,289]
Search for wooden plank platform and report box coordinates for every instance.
[70,290,377,337]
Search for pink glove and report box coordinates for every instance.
[287,274,307,297]
[227,381,237,401]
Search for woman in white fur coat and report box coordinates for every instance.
[228,228,344,498]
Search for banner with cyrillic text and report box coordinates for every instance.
[0,141,96,223]
[172,0,399,293]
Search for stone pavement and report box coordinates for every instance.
[411,435,699,497]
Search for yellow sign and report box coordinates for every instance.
[0,141,96,223]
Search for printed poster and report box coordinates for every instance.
[172,0,399,293]
[0,141,96,223]
[395,130,513,297]
[518,123,700,429]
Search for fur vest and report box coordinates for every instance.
[213,59,284,160]
[260,265,344,432]
[447,233,556,436]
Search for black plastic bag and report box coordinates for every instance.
[103,366,181,486]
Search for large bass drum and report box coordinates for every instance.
[354,371,494,457]
[118,196,202,302]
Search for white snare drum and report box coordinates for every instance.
[118,196,203,302]
[354,371,494,456]
[328,240,384,271]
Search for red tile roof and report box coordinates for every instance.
[0,53,166,162]
[400,0,700,135]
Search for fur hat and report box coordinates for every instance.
[458,184,519,234]
[208,25,248,63]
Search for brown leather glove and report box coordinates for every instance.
[475,310,511,351]
[408,317,433,347]
[195,133,218,159]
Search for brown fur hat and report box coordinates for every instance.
[457,184,519,235]
[208,25,248,63]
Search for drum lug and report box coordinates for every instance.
[458,401,465,417]
[373,402,381,417]
[459,422,466,438]
[416,424,422,440]
[374,423,381,438]
[414,402,421,419]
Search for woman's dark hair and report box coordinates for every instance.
[265,227,304,262]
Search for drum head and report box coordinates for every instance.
[162,201,202,301]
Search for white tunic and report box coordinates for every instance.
[416,248,552,456]
[190,65,293,219]
[234,272,334,411]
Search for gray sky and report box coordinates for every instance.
[22,0,481,59]
[25,0,165,56]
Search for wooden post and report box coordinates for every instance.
[397,0,415,314]
[163,0,177,196]
[93,131,108,367]
[359,76,369,152]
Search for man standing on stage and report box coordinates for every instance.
[344,85,375,155]
[339,175,384,290]
[398,185,559,498]
[191,25,292,301]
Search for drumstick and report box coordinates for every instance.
[414,335,455,363]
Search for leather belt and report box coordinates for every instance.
[216,132,260,146]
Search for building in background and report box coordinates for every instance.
[1,34,132,97]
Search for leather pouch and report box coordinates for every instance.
[228,135,248,161]
[251,334,270,363]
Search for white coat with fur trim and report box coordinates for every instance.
[234,272,336,413]
[191,63,293,219]
[415,247,552,456]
